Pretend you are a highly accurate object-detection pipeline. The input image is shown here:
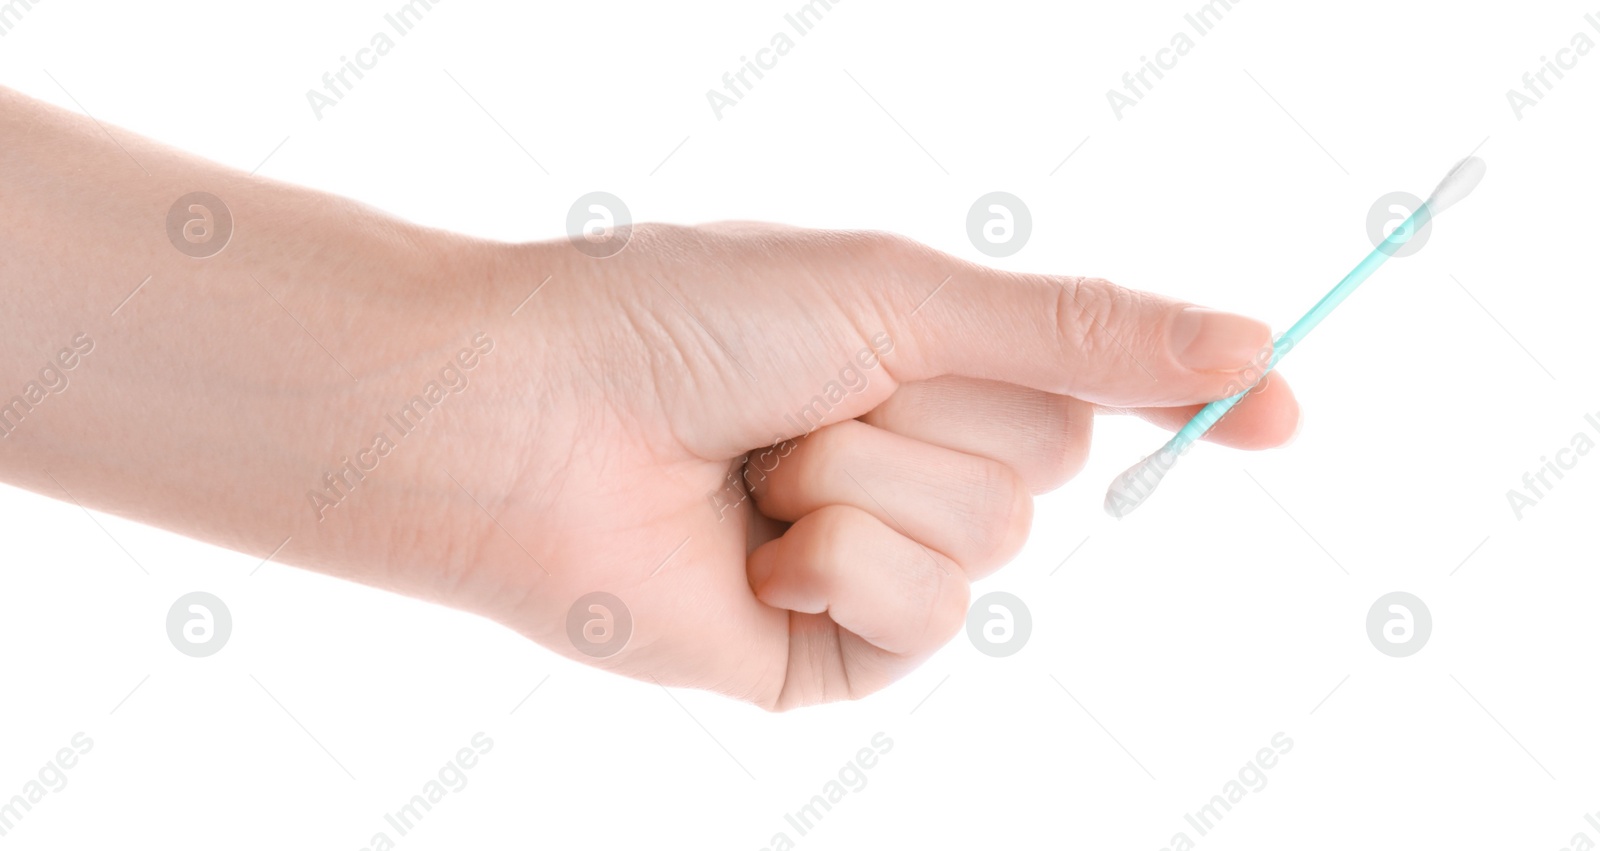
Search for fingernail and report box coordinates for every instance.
[1171,307,1271,372]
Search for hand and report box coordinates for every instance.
[0,87,1297,710]
[463,222,1300,709]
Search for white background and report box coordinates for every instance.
[2,0,1597,848]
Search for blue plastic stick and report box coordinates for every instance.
[1167,205,1424,453]
[1104,157,1486,517]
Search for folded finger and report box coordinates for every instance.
[747,419,1030,579]
[861,375,1093,494]
[747,504,969,657]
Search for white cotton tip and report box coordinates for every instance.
[1422,156,1487,217]
[1103,447,1183,518]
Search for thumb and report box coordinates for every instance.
[880,261,1275,408]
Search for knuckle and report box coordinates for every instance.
[1031,395,1093,491]
[850,228,915,257]
[795,503,863,577]
[922,568,970,644]
[1055,276,1148,376]
[788,422,850,499]
[827,229,942,273]
[960,460,1033,569]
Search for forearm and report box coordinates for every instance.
[0,75,1303,710]
[0,85,542,609]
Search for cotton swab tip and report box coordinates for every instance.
[1103,446,1183,518]
[1423,156,1487,217]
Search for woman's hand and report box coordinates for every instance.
[461,222,1299,709]
[0,86,1298,710]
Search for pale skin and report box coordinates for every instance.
[0,86,1299,710]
